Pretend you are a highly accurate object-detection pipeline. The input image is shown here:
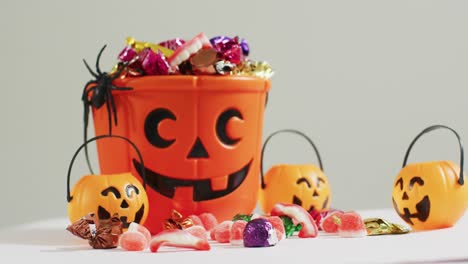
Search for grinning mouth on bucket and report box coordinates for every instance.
[133,159,252,201]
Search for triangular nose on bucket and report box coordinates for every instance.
[187,137,209,158]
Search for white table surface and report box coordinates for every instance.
[0,209,467,264]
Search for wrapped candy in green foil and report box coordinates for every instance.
[280,215,302,238]
[232,213,253,222]
[364,218,411,235]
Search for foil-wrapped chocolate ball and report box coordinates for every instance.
[243,218,278,247]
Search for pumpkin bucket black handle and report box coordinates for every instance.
[260,129,324,189]
[402,124,464,185]
[67,134,147,202]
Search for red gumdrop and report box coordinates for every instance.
[337,212,367,238]
[185,225,207,240]
[230,220,247,245]
[187,215,203,227]
[322,211,344,233]
[199,213,218,231]
[128,222,151,242]
[119,231,148,251]
[267,216,286,240]
[213,221,233,243]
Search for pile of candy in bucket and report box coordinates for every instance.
[111,33,273,79]
[70,32,468,253]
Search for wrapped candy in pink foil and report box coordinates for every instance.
[138,48,171,75]
[158,38,186,51]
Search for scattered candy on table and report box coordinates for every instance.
[67,213,123,249]
[243,218,278,248]
[335,212,367,238]
[270,203,318,238]
[230,220,248,245]
[364,218,411,235]
[150,229,211,253]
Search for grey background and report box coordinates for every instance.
[1,0,466,228]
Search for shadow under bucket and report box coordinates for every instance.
[92,75,271,234]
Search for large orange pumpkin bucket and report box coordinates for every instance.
[91,75,270,234]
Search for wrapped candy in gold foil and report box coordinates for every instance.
[126,37,174,58]
[231,61,274,79]
[163,210,194,230]
[364,218,411,236]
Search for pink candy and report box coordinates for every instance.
[266,216,285,241]
[336,212,367,238]
[230,220,247,245]
[211,220,233,243]
[120,232,147,251]
[185,225,208,240]
[119,222,151,251]
[150,229,210,253]
[199,212,218,232]
[322,211,344,233]
[168,32,212,68]
[187,214,204,227]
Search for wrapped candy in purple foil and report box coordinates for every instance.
[138,48,171,75]
[243,218,278,247]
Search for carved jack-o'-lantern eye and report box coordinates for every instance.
[145,108,176,148]
[395,178,403,190]
[216,108,243,146]
[316,177,325,188]
[126,184,140,198]
[409,176,424,190]
[296,177,311,188]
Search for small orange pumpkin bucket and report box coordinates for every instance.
[66,134,149,230]
[259,129,332,214]
[392,125,468,231]
[90,75,270,234]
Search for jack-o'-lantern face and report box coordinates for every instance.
[92,77,270,234]
[68,173,149,229]
[391,125,468,231]
[259,164,331,213]
[392,161,468,231]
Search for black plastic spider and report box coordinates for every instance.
[82,45,133,173]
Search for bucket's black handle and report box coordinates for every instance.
[260,129,324,189]
[402,125,464,185]
[67,134,147,202]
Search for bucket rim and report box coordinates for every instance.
[112,75,271,93]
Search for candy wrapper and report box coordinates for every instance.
[163,210,194,230]
[66,213,123,249]
[364,218,411,235]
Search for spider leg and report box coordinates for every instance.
[82,101,95,174]
[107,88,118,127]
[104,94,113,135]
[82,82,97,102]
[96,45,107,76]
[110,84,133,91]
[83,60,98,78]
